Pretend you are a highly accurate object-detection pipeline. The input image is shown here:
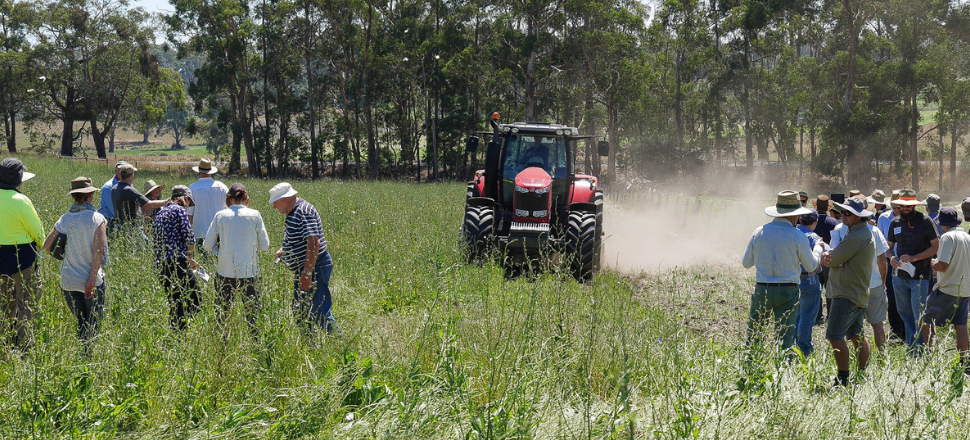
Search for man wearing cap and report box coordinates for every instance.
[111,164,167,226]
[742,191,822,353]
[921,206,970,364]
[886,189,940,347]
[799,191,809,207]
[820,197,875,387]
[188,159,228,256]
[0,158,44,348]
[795,209,825,356]
[99,160,133,226]
[270,182,339,335]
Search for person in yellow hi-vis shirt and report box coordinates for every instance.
[0,158,45,349]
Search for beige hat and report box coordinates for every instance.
[269,182,298,204]
[813,194,831,212]
[765,190,814,217]
[143,180,165,196]
[868,189,887,205]
[849,190,862,198]
[192,158,218,175]
[118,164,136,179]
[68,176,98,195]
[890,189,924,206]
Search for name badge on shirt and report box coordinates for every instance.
[894,227,902,235]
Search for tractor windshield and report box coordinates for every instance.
[500,134,568,204]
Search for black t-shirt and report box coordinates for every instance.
[112,181,149,225]
[887,211,939,280]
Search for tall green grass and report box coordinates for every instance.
[3,155,970,438]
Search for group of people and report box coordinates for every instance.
[0,157,339,350]
[744,188,970,387]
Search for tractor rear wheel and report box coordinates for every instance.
[591,190,604,270]
[462,205,494,263]
[566,211,597,281]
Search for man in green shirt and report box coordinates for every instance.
[821,197,875,387]
[0,158,44,349]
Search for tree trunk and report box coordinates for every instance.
[743,35,753,171]
[5,110,16,153]
[90,117,108,159]
[143,126,149,144]
[109,128,116,153]
[952,127,959,189]
[60,88,76,157]
[911,92,920,191]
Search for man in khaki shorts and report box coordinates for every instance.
[923,206,970,365]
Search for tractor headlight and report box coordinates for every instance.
[533,210,548,217]
[516,209,530,217]
[556,129,564,135]
[534,186,550,194]
[515,185,530,193]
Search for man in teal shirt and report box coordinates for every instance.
[821,197,875,387]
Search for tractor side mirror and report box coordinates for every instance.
[597,140,610,157]
[466,136,480,153]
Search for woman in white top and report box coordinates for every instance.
[204,183,270,334]
[43,177,108,345]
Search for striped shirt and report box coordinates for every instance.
[281,198,328,272]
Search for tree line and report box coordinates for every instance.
[2,0,970,189]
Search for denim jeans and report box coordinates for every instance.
[293,252,337,334]
[63,282,106,343]
[892,277,930,346]
[795,274,822,356]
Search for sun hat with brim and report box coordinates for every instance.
[868,189,888,206]
[68,176,97,195]
[269,182,298,204]
[834,197,873,218]
[192,158,219,175]
[143,180,165,196]
[765,190,814,217]
[0,157,35,190]
[937,207,962,227]
[172,185,192,198]
[890,189,924,206]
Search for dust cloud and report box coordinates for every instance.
[601,174,793,274]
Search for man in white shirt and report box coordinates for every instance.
[188,158,228,258]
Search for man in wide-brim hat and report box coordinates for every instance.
[821,197,875,386]
[886,189,939,347]
[743,191,824,356]
[188,158,228,259]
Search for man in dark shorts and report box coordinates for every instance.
[886,189,940,347]
[922,206,970,364]
[821,197,874,387]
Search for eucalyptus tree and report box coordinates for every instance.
[0,0,36,153]
[167,0,260,175]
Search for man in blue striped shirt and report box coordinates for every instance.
[743,191,823,353]
[270,182,338,336]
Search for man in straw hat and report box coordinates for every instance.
[886,189,939,347]
[142,180,166,223]
[743,191,823,353]
[0,158,44,348]
[922,206,970,366]
[188,158,228,257]
[820,197,875,387]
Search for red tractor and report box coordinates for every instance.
[462,113,608,281]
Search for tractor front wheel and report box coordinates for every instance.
[566,211,597,281]
[462,205,494,263]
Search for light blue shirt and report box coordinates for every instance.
[743,217,822,284]
[98,177,119,219]
[877,210,894,248]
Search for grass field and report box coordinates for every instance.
[4,155,970,438]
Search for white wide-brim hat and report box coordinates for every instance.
[269,182,298,204]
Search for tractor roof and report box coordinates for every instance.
[499,122,580,135]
